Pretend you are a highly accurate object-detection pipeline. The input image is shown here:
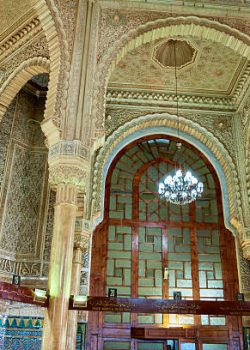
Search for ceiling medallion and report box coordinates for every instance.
[152,39,197,69]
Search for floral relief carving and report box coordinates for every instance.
[0,35,49,84]
[0,91,48,277]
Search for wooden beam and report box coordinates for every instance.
[0,281,48,307]
[69,296,250,316]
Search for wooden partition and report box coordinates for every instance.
[88,137,242,350]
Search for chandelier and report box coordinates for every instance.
[158,40,204,205]
[159,169,204,205]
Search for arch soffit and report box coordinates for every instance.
[94,16,250,131]
[0,57,50,123]
[32,0,70,131]
[92,113,241,236]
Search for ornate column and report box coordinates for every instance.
[66,223,90,350]
[41,143,89,350]
[242,230,250,260]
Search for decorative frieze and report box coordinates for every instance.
[49,140,89,160]
[0,17,42,63]
[0,258,41,277]
[106,89,235,111]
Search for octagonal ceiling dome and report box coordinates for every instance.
[153,39,197,69]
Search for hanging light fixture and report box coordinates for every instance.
[158,40,204,205]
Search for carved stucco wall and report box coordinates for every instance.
[0,90,54,279]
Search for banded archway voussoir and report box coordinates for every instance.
[0,57,50,123]
[92,113,242,237]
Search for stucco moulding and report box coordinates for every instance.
[0,17,42,64]
[106,88,235,111]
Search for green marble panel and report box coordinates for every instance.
[202,344,227,350]
[108,251,131,259]
[107,259,114,276]
[108,242,123,251]
[138,287,162,296]
[168,270,176,287]
[108,226,116,240]
[177,279,192,288]
[214,264,222,279]
[207,280,223,289]
[110,196,116,210]
[209,316,226,325]
[140,243,154,252]
[104,314,122,323]
[124,235,132,250]
[146,260,162,269]
[199,254,221,262]
[124,269,131,285]
[116,287,131,295]
[109,211,124,219]
[138,315,154,324]
[168,253,191,261]
[139,252,161,260]
[138,343,164,350]
[104,341,130,349]
[116,260,131,268]
[139,278,154,287]
[199,263,214,270]
[106,277,122,285]
[184,262,192,278]
[169,288,193,297]
[117,226,131,234]
[168,261,183,269]
[200,289,224,298]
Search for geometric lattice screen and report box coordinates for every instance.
[106,138,225,327]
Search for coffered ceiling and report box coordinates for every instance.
[108,37,250,111]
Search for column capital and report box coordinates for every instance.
[48,140,90,192]
[49,162,89,192]
[74,220,91,251]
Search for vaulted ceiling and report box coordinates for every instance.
[107,37,250,112]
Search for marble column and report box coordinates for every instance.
[66,229,90,350]
[41,183,78,350]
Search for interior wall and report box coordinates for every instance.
[0,90,54,283]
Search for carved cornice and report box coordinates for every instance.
[106,88,235,111]
[0,17,42,63]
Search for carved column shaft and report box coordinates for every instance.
[66,228,90,350]
[41,183,78,350]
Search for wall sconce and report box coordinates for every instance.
[163,267,169,280]
[33,289,47,303]
[73,295,87,308]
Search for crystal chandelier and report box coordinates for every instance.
[158,40,204,205]
[159,169,204,205]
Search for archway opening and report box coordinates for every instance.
[88,135,241,350]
